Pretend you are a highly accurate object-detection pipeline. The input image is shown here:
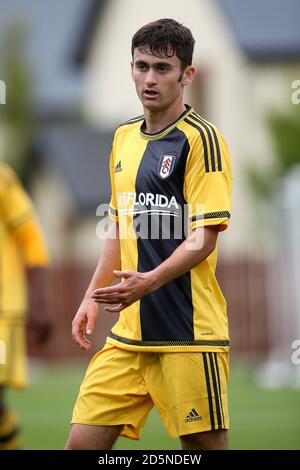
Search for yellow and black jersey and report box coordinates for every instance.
[0,164,49,319]
[107,105,233,353]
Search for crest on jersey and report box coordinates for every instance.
[158,155,176,179]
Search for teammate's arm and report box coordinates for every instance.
[0,165,52,344]
[91,225,218,312]
[72,221,121,350]
[14,220,52,345]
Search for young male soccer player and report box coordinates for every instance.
[66,18,233,450]
[0,164,51,449]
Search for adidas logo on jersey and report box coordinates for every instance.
[185,408,202,422]
[114,161,122,173]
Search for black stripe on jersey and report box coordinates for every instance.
[191,112,222,171]
[118,115,144,128]
[184,118,209,172]
[202,353,215,430]
[189,113,216,172]
[0,426,20,444]
[134,129,194,342]
[209,352,223,429]
[108,332,230,347]
[190,211,230,222]
[213,353,225,427]
[126,115,144,124]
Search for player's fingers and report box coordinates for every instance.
[79,323,92,349]
[72,320,90,350]
[104,303,125,313]
[92,297,125,304]
[86,315,96,335]
[76,333,91,350]
[91,285,125,295]
[92,290,128,301]
[91,292,123,300]
[113,270,132,279]
[72,332,87,349]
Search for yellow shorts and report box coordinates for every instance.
[0,318,28,389]
[72,342,229,439]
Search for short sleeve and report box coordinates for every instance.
[183,129,233,232]
[0,164,50,266]
[108,136,119,222]
[0,164,34,229]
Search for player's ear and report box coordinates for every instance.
[131,61,134,80]
[181,65,196,87]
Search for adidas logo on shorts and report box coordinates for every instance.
[185,408,202,423]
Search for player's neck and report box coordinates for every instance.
[143,101,186,134]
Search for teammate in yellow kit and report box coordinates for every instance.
[66,19,233,450]
[0,164,51,450]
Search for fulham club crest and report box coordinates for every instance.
[158,154,176,179]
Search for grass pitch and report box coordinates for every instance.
[7,360,300,450]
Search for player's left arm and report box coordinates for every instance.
[91,126,233,312]
[91,225,218,312]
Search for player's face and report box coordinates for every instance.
[131,48,187,112]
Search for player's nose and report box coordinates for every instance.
[144,69,158,86]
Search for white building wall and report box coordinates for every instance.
[84,0,243,130]
[82,0,300,258]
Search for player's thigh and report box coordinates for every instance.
[147,351,229,437]
[71,343,153,441]
[65,423,123,450]
[180,429,228,450]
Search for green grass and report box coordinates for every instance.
[6,360,300,450]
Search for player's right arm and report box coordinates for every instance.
[72,221,120,350]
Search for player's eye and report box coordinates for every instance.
[158,65,169,72]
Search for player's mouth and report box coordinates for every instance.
[143,89,159,99]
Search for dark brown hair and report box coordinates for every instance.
[131,19,195,71]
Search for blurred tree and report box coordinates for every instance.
[247,109,300,200]
[0,19,37,187]
[249,109,300,389]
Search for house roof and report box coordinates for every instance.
[218,0,300,60]
[0,0,91,111]
[73,0,300,63]
[73,0,107,67]
[39,124,113,213]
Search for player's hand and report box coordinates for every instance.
[27,317,53,346]
[72,297,99,351]
[27,267,53,345]
[91,270,155,313]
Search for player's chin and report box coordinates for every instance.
[140,96,161,108]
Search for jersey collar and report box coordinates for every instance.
[140,104,193,141]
